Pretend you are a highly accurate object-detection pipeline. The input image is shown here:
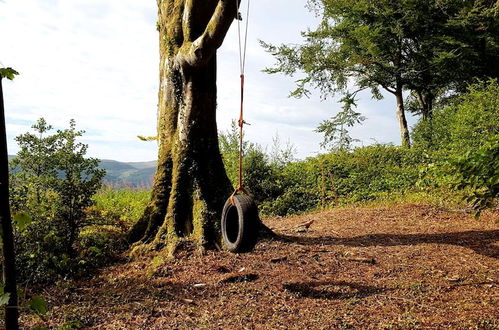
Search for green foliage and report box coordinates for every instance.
[452,135,499,215]
[413,80,499,213]
[74,187,150,266]
[12,212,32,231]
[0,67,19,80]
[267,145,425,216]
[57,320,82,329]
[9,118,106,283]
[220,121,425,216]
[28,296,48,315]
[0,284,49,323]
[0,286,10,306]
[262,0,499,143]
[261,186,320,217]
[413,80,499,152]
[92,187,151,227]
[316,93,366,150]
[219,124,297,213]
[218,121,252,185]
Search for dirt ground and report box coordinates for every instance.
[22,203,498,329]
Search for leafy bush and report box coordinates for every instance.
[452,135,499,215]
[413,80,499,212]
[8,118,107,283]
[219,122,295,210]
[320,145,424,202]
[220,124,426,216]
[92,187,151,229]
[413,79,499,152]
[260,186,320,217]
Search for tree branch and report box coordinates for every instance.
[176,0,240,68]
[377,81,396,94]
[182,0,195,42]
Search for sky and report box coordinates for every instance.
[0,0,417,162]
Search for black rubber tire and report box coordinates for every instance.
[221,195,260,253]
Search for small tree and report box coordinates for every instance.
[52,120,105,255]
[11,118,105,274]
[315,93,365,150]
[11,118,59,205]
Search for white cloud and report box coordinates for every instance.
[1,0,416,162]
[1,0,158,161]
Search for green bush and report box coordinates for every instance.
[219,123,295,210]
[413,80,499,212]
[319,145,424,203]
[413,79,499,152]
[221,81,498,217]
[260,186,320,217]
[9,119,108,283]
[92,187,150,229]
[452,135,499,215]
[220,127,426,216]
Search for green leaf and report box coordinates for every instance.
[29,296,48,315]
[58,320,82,329]
[13,212,33,231]
[0,67,19,80]
[0,293,10,306]
[137,135,157,141]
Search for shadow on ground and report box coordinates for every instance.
[283,280,385,300]
[277,230,499,259]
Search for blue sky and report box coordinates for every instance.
[0,0,417,162]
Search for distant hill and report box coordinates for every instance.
[8,155,156,189]
[98,159,156,188]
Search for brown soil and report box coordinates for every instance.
[22,204,498,329]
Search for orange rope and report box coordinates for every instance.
[230,74,249,205]
[230,0,251,205]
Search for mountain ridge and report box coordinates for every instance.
[8,155,156,188]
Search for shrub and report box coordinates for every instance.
[452,135,499,215]
[92,187,151,229]
[413,80,499,212]
[219,123,295,209]
[413,79,499,152]
[218,81,498,217]
[9,118,107,283]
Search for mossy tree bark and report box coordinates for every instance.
[129,0,238,250]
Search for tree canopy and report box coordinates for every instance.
[262,0,499,147]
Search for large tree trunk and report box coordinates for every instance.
[395,86,411,148]
[129,0,238,250]
[0,76,20,329]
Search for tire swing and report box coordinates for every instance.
[221,0,260,253]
